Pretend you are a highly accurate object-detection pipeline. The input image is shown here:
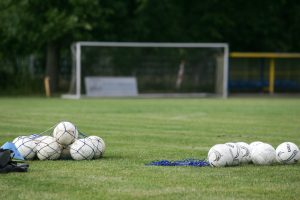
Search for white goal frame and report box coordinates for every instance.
[62,42,229,99]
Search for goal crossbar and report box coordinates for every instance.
[76,41,229,48]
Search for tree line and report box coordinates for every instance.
[0,0,299,93]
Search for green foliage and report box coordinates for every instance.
[0,98,300,199]
[1,0,299,53]
[1,0,300,94]
[0,0,110,52]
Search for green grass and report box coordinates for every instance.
[0,97,299,200]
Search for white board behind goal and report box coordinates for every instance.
[85,77,138,97]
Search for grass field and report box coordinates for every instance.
[0,97,299,200]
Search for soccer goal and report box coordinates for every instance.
[62,42,229,99]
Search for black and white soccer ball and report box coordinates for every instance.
[70,138,95,160]
[276,142,299,164]
[208,144,234,167]
[53,121,78,146]
[88,136,106,159]
[36,136,62,160]
[12,136,38,160]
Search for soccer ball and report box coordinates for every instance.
[60,145,72,159]
[70,138,95,160]
[208,144,234,167]
[36,136,62,160]
[236,142,251,164]
[276,142,299,164]
[249,141,263,151]
[88,136,105,158]
[97,137,106,154]
[34,135,48,143]
[53,121,78,146]
[251,143,276,165]
[28,134,40,139]
[12,136,28,144]
[13,136,38,160]
[207,143,222,157]
[225,142,241,165]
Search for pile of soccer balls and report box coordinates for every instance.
[208,141,300,167]
[12,121,106,161]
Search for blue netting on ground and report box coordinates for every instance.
[146,159,210,167]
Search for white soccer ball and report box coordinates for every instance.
[207,143,221,156]
[36,136,62,160]
[13,136,38,160]
[88,136,106,158]
[53,121,78,146]
[236,142,251,164]
[251,143,276,165]
[70,138,95,160]
[276,142,299,164]
[208,144,234,167]
[225,142,241,165]
[12,136,28,144]
[33,135,45,142]
[97,137,106,154]
[249,141,263,151]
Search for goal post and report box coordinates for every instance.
[62,42,229,99]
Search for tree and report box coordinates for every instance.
[0,0,111,92]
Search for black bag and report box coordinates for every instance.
[0,149,29,173]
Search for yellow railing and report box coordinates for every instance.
[230,52,300,94]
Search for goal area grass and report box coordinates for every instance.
[0,97,299,200]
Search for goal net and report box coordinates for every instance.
[63,42,229,98]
